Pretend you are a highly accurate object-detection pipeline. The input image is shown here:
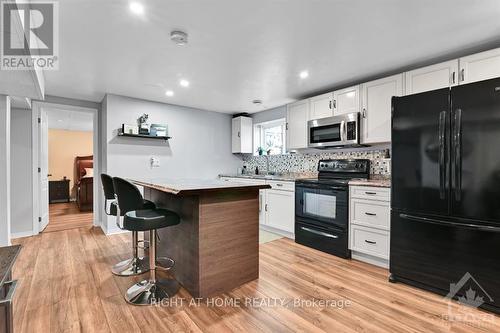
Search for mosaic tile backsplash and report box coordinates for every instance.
[241,149,391,176]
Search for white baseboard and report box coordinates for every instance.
[260,225,295,239]
[351,251,389,269]
[101,222,129,236]
[11,230,33,239]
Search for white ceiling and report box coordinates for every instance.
[44,0,500,113]
[45,107,93,131]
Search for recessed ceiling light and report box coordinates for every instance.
[129,2,144,15]
[179,79,190,87]
[165,90,174,97]
[252,99,263,105]
[299,70,309,79]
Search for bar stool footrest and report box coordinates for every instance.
[156,257,175,271]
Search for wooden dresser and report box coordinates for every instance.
[49,179,70,203]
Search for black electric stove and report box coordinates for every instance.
[295,159,370,258]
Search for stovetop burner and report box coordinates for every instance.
[296,159,370,186]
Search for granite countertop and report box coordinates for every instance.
[0,245,21,287]
[348,176,391,188]
[131,178,270,195]
[219,172,318,182]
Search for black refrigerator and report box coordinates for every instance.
[390,77,500,314]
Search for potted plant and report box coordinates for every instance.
[257,147,264,156]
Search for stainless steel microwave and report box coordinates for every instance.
[308,112,360,148]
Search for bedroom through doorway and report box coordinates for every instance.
[42,107,94,233]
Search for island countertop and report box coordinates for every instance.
[0,245,21,288]
[130,178,270,195]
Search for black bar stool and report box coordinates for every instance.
[101,174,154,276]
[113,177,181,305]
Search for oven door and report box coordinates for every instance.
[295,183,348,229]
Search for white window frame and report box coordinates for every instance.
[253,118,286,156]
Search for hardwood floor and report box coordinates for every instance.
[45,202,93,233]
[11,227,500,333]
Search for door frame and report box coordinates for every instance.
[31,101,100,234]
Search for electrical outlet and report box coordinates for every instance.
[150,157,160,168]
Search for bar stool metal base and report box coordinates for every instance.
[125,278,180,305]
[111,257,150,276]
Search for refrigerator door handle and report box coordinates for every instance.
[438,111,446,200]
[453,109,462,201]
[399,213,500,232]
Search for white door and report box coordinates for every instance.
[309,92,333,120]
[39,109,49,232]
[405,60,458,95]
[459,48,500,84]
[361,74,403,144]
[333,85,360,116]
[286,99,309,150]
[265,189,295,234]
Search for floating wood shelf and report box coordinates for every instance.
[118,131,171,140]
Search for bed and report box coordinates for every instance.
[75,155,93,212]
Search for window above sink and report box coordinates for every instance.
[253,118,286,156]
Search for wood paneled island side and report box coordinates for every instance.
[131,178,270,298]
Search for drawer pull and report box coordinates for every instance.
[365,191,377,195]
[276,184,283,187]
[0,280,18,306]
[364,240,377,245]
[301,227,339,239]
[365,212,377,216]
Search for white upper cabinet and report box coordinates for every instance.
[231,116,253,153]
[459,48,500,84]
[405,60,459,95]
[309,92,333,120]
[333,85,360,116]
[286,99,309,150]
[361,74,403,144]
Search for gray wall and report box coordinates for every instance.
[251,105,286,124]
[102,94,242,232]
[10,108,33,237]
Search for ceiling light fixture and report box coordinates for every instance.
[170,30,188,46]
[179,79,190,87]
[165,90,174,97]
[129,2,144,15]
[299,70,309,79]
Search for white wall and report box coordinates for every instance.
[10,108,33,237]
[0,96,11,246]
[102,94,242,232]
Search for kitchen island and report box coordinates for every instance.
[131,178,270,298]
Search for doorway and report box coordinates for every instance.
[32,102,99,234]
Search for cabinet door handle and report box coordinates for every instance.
[333,100,337,109]
[276,183,283,187]
[265,204,268,212]
[329,100,332,109]
[365,240,377,245]
[365,191,377,195]
[237,131,241,138]
[362,108,367,118]
[285,123,289,130]
[460,68,465,82]
[452,71,456,84]
[365,212,377,216]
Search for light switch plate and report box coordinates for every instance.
[150,157,160,168]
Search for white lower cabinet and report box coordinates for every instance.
[349,185,391,268]
[264,188,295,234]
[220,177,295,237]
